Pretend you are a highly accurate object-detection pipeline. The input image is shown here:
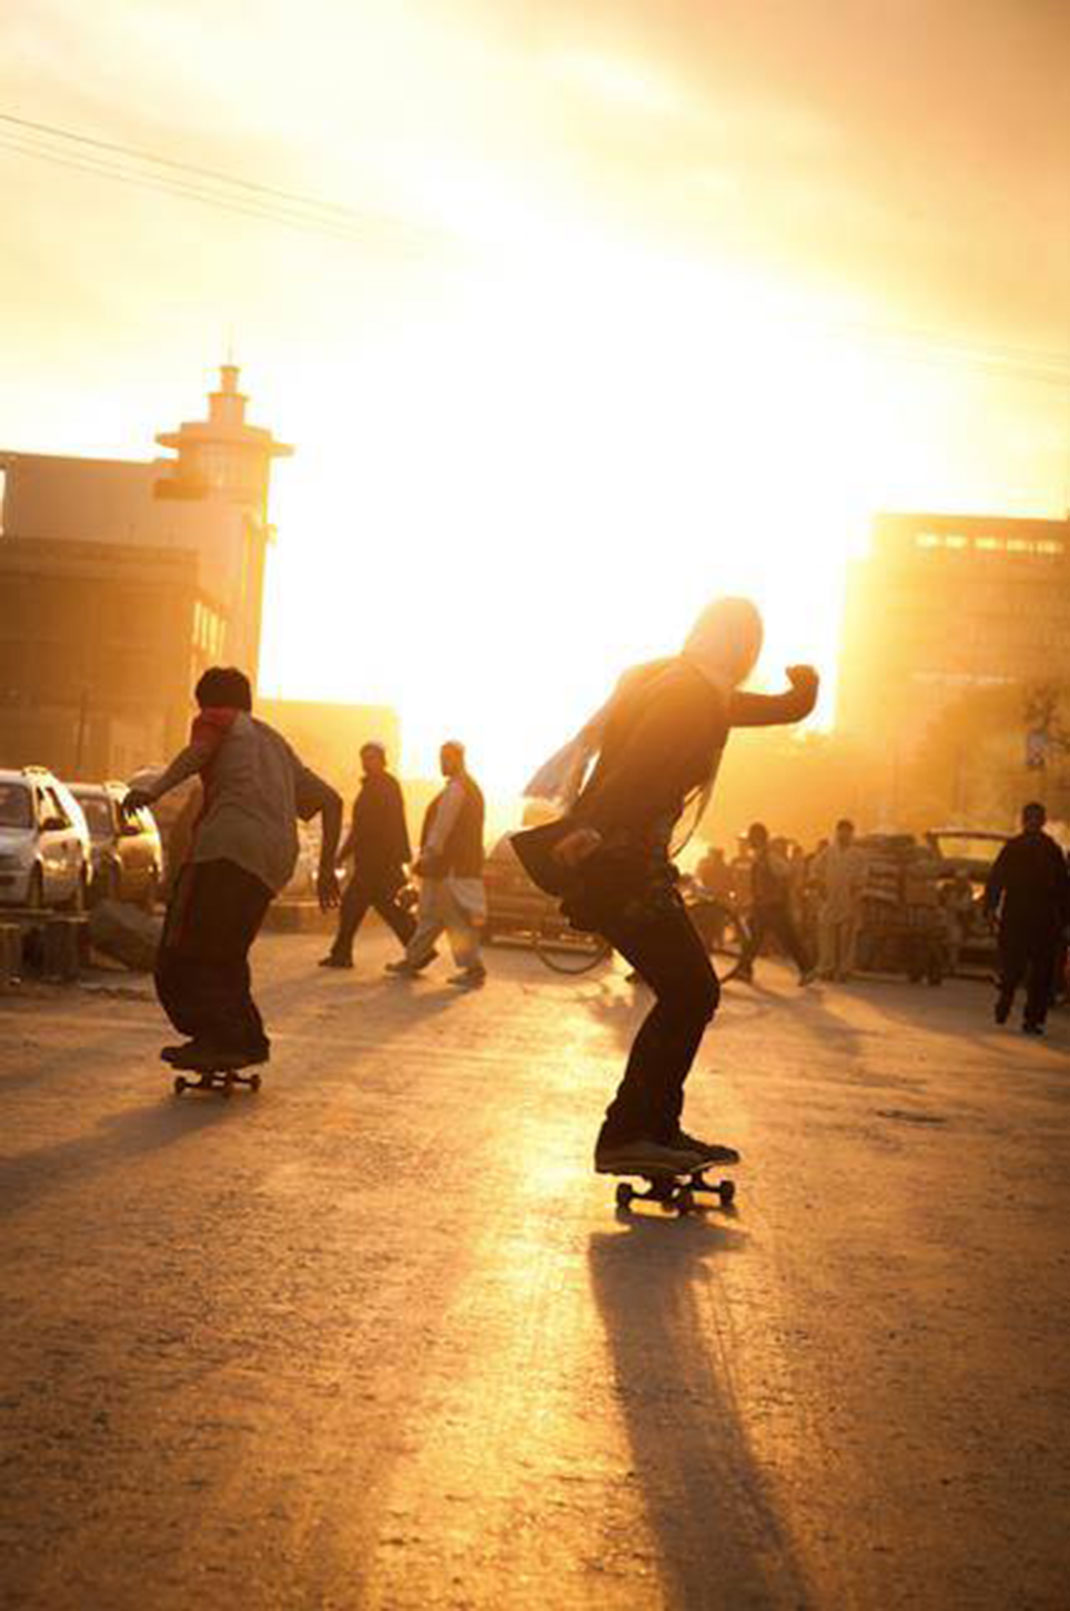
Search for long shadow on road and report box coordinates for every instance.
[588,1215,812,1611]
[0,1098,237,1220]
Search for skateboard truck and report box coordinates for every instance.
[614,1171,735,1216]
[172,1068,261,1098]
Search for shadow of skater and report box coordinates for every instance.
[588,1220,812,1610]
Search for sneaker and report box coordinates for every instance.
[170,1041,270,1073]
[994,991,1012,1025]
[448,966,486,989]
[160,1041,195,1066]
[594,1136,707,1176]
[1022,1021,1045,1037]
[319,955,352,969]
[673,1130,741,1167]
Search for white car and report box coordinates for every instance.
[0,767,91,911]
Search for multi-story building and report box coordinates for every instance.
[839,510,1070,757]
[0,366,291,777]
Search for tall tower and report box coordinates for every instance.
[155,365,292,687]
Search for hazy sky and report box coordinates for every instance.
[2,1,1068,779]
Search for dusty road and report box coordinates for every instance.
[1,931,1069,1610]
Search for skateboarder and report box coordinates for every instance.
[984,801,1070,1035]
[124,666,343,1072]
[320,742,415,969]
[514,596,819,1178]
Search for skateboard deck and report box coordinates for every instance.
[172,1067,262,1098]
[612,1168,735,1215]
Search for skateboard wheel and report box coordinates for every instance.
[249,1073,261,1092]
[221,1077,234,1099]
[615,1183,633,1209]
[675,1188,695,1214]
[719,1179,736,1206]
[173,1075,186,1096]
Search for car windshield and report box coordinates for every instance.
[933,834,1006,865]
[0,782,33,829]
[74,795,114,837]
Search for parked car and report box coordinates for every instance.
[69,781,163,909]
[0,766,91,911]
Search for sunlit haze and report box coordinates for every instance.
[3,1,1068,787]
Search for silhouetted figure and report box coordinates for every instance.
[730,822,816,986]
[985,801,1070,1035]
[388,741,487,988]
[813,817,866,980]
[321,743,414,969]
[514,597,819,1179]
[124,667,341,1072]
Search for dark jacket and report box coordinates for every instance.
[984,831,1070,932]
[421,775,485,878]
[350,772,411,880]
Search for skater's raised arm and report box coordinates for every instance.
[728,665,820,729]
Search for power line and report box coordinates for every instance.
[2,107,1069,388]
[0,111,443,254]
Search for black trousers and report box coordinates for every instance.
[998,920,1061,1027]
[596,892,720,1145]
[156,859,273,1054]
[738,901,811,977]
[328,870,416,962]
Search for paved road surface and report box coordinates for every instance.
[2,932,1068,1610]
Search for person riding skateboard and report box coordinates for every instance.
[124,666,342,1073]
[514,597,819,1179]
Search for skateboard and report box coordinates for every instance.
[172,1067,262,1098]
[613,1170,735,1216]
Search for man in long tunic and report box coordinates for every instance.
[388,741,487,988]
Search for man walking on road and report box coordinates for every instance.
[514,597,819,1179]
[814,818,866,981]
[387,741,487,988]
[124,666,342,1072]
[729,822,816,986]
[321,743,415,970]
[985,801,1070,1036]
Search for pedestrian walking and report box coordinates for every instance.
[729,822,816,985]
[123,666,342,1072]
[320,743,415,969]
[514,596,819,1178]
[814,818,866,980]
[387,741,487,988]
[984,801,1070,1035]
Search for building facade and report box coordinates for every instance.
[839,510,1070,757]
[0,366,290,778]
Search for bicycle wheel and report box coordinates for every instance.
[688,899,749,965]
[533,919,612,975]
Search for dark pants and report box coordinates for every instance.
[328,870,415,963]
[596,893,720,1145]
[998,921,1060,1028]
[737,901,811,978]
[156,859,273,1055]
